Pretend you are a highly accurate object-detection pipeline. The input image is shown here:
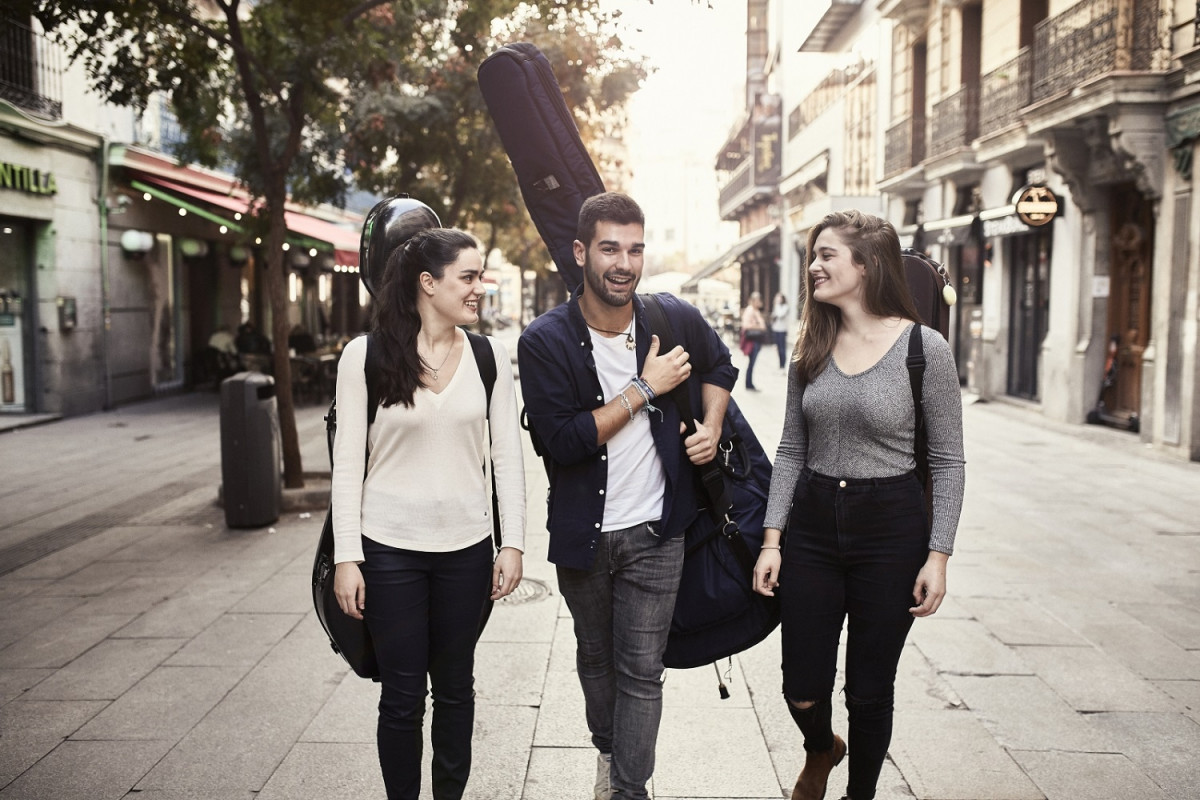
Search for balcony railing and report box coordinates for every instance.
[0,16,63,120]
[718,159,752,215]
[883,113,926,179]
[929,85,979,157]
[979,47,1032,134]
[1032,0,1158,102]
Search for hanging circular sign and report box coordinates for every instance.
[1012,184,1059,227]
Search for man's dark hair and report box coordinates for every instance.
[576,192,645,246]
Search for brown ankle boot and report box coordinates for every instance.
[790,734,846,800]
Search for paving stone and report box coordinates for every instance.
[0,739,172,800]
[654,705,781,797]
[474,641,550,707]
[71,576,182,617]
[664,655,753,709]
[960,595,1091,646]
[253,742,383,800]
[73,665,247,741]
[894,640,966,712]
[0,595,86,651]
[462,704,538,800]
[0,612,135,670]
[1089,711,1200,799]
[546,607,579,674]
[889,709,1043,800]
[1063,617,1200,681]
[1014,645,1176,712]
[945,674,1120,752]
[227,570,310,614]
[112,580,242,639]
[1121,601,1200,650]
[0,577,54,599]
[5,527,150,582]
[0,699,107,785]
[133,623,348,796]
[1151,679,1200,725]
[0,667,51,704]
[529,670,589,748]
[477,587,559,644]
[165,612,303,667]
[26,638,186,701]
[909,617,1033,677]
[1010,749,1168,800]
[521,746,600,800]
[299,671,377,743]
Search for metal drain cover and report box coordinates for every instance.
[498,577,552,605]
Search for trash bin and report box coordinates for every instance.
[220,371,281,528]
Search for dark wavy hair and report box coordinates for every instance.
[795,210,921,382]
[371,227,478,408]
[576,192,645,247]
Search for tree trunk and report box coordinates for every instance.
[263,200,305,489]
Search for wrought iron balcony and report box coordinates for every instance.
[883,113,925,179]
[718,160,753,218]
[0,15,63,120]
[1032,0,1158,102]
[979,47,1032,135]
[929,85,979,157]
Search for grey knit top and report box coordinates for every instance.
[764,323,966,554]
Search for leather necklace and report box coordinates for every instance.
[582,313,635,350]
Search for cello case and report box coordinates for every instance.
[477,42,605,293]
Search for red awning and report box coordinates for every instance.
[138,176,361,266]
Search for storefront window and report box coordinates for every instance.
[0,218,30,411]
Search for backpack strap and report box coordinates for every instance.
[465,331,497,413]
[906,323,929,489]
[464,331,503,550]
[640,294,734,520]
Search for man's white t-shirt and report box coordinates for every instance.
[589,327,666,531]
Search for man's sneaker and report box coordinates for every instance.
[594,752,612,800]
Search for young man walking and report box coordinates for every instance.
[518,193,737,799]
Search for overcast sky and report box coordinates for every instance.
[604,0,747,268]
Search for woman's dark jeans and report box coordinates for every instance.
[360,535,493,800]
[779,468,929,800]
[745,340,761,388]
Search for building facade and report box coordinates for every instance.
[0,14,366,420]
[754,0,1200,462]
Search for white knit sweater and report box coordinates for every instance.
[331,331,526,563]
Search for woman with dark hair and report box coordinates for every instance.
[752,210,965,800]
[330,227,525,800]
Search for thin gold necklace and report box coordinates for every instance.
[582,313,635,350]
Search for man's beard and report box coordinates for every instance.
[583,255,638,308]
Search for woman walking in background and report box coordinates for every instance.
[740,290,767,391]
[331,227,526,800]
[752,210,965,800]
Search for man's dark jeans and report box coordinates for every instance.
[361,536,493,800]
[779,469,929,800]
[557,521,684,800]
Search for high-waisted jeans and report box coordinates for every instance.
[780,468,929,800]
[360,535,493,800]
[556,521,684,799]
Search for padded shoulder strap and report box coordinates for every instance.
[465,331,497,415]
[365,333,381,426]
[639,294,695,434]
[906,323,929,485]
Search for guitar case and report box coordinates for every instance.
[477,42,605,293]
[901,247,955,339]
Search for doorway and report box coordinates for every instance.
[1006,228,1052,400]
[1101,183,1154,427]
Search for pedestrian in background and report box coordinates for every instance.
[519,192,737,800]
[752,210,965,800]
[331,227,526,800]
[740,290,767,391]
[771,291,790,369]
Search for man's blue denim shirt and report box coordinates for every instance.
[518,291,738,570]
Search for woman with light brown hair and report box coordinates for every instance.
[752,210,965,800]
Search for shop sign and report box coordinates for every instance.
[982,213,1031,239]
[1012,184,1058,227]
[0,161,57,195]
